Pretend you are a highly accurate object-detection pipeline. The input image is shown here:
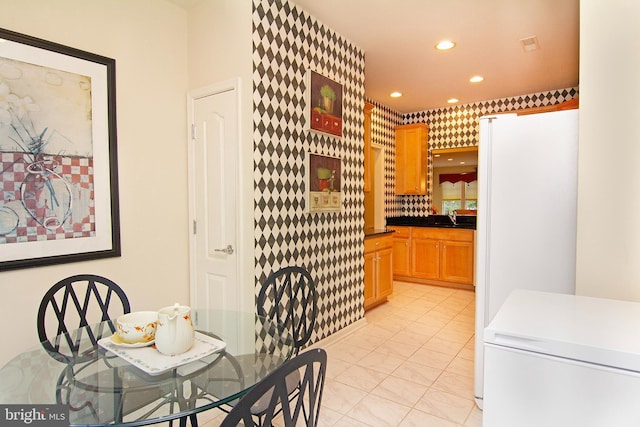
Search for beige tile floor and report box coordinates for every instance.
[200,281,483,426]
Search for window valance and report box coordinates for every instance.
[439,172,477,184]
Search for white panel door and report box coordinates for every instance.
[190,87,239,312]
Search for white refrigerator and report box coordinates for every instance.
[474,110,579,408]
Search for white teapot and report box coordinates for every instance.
[155,303,195,355]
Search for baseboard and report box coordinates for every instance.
[307,317,368,349]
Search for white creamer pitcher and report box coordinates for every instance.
[155,303,195,355]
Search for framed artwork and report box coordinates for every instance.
[304,70,343,137]
[305,153,342,213]
[0,27,120,271]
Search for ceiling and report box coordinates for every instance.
[171,0,579,113]
[433,148,478,168]
[290,0,579,113]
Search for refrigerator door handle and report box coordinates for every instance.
[491,333,545,352]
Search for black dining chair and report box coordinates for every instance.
[37,273,131,362]
[37,274,132,422]
[187,266,319,427]
[37,274,172,425]
[196,266,319,425]
[219,348,327,427]
[243,266,319,422]
[257,265,318,356]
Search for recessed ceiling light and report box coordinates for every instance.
[460,161,466,165]
[447,158,454,162]
[470,75,484,83]
[434,154,441,158]
[435,40,456,50]
[447,98,459,104]
[390,92,402,98]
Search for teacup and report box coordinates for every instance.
[116,311,158,344]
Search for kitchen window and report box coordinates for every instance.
[441,179,477,214]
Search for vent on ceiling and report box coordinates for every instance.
[520,36,540,52]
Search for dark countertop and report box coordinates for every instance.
[386,215,476,230]
[364,228,396,238]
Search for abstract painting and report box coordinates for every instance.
[0,27,119,270]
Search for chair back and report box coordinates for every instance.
[220,348,327,427]
[257,266,317,354]
[37,274,130,362]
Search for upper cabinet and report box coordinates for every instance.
[395,123,428,195]
[363,102,375,193]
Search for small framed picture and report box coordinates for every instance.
[305,153,342,213]
[304,70,343,138]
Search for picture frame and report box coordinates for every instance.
[0,27,120,271]
[304,70,343,138]
[305,153,342,213]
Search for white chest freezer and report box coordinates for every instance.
[483,289,640,427]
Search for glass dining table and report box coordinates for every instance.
[0,310,294,426]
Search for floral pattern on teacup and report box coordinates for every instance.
[117,321,157,343]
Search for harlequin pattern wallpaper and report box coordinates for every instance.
[253,0,366,345]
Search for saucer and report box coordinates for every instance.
[109,333,155,348]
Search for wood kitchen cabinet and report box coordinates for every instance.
[411,233,440,280]
[391,226,475,288]
[364,234,393,310]
[440,238,475,283]
[388,226,411,276]
[395,123,428,195]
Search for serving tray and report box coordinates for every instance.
[98,331,226,375]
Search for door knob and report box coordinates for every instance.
[215,244,234,255]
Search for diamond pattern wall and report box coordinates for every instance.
[252,0,366,346]
[371,88,579,217]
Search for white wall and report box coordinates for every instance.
[186,0,255,311]
[0,0,191,366]
[576,0,640,301]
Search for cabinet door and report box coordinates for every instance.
[363,250,376,307]
[403,127,424,194]
[411,238,439,279]
[392,237,411,276]
[395,124,428,195]
[377,247,394,297]
[441,240,474,284]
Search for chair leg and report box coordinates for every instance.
[175,414,197,427]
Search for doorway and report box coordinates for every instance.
[364,145,386,230]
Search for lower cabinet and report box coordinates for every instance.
[389,226,475,287]
[390,226,411,276]
[364,234,393,310]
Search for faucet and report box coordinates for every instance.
[449,210,457,226]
